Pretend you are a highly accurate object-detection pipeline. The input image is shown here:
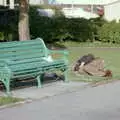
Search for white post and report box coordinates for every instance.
[72,1,74,14]
[4,0,7,6]
[91,4,94,13]
[116,18,119,23]
[9,0,14,9]
[0,0,3,5]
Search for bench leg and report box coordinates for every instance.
[64,70,69,83]
[37,75,42,88]
[4,79,11,96]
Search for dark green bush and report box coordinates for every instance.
[66,18,94,42]
[29,5,65,42]
[89,17,107,41]
[2,5,118,44]
[0,9,18,41]
[29,5,95,43]
[98,21,120,43]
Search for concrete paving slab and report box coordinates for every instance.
[1,81,120,120]
[0,81,89,99]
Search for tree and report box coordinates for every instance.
[18,0,30,41]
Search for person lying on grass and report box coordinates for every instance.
[73,54,112,77]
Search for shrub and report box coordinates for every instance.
[66,18,95,42]
[29,5,65,42]
[98,21,120,43]
[29,5,96,43]
[0,9,18,41]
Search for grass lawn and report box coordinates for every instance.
[67,47,120,82]
[0,97,23,106]
[58,41,120,48]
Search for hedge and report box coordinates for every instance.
[29,5,96,43]
[1,5,120,44]
[98,21,120,43]
[0,9,18,41]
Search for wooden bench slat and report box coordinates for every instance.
[10,61,45,71]
[0,39,42,48]
[13,68,41,75]
[9,58,43,65]
[0,45,44,52]
[12,72,39,79]
[10,60,65,71]
[13,65,66,79]
[0,50,45,58]
[0,53,45,61]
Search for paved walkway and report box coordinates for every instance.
[0,81,88,99]
[0,81,120,120]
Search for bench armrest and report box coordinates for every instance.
[0,60,12,80]
[48,49,69,63]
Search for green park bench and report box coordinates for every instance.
[0,38,69,95]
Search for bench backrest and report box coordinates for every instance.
[0,38,48,61]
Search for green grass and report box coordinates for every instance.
[67,47,120,82]
[56,41,120,48]
[0,97,23,106]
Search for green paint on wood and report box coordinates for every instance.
[0,38,69,95]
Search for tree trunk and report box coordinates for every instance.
[18,0,30,41]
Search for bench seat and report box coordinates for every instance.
[0,38,69,94]
[10,59,67,78]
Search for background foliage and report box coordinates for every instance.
[98,21,120,43]
[0,5,120,44]
[0,9,18,41]
[29,5,96,43]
